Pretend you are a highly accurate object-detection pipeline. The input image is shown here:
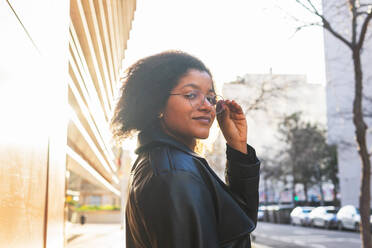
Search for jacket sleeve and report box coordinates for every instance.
[225,144,260,226]
[136,171,220,248]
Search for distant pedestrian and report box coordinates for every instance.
[80,214,86,225]
[111,51,260,248]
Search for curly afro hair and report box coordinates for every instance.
[111,50,213,142]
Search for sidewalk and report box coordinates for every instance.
[65,222,270,248]
[253,243,272,248]
[66,223,124,248]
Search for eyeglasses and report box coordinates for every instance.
[170,90,225,114]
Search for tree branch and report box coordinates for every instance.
[294,22,322,34]
[356,11,370,16]
[322,18,353,49]
[360,3,372,7]
[295,0,318,15]
[305,0,321,15]
[241,76,292,113]
[295,0,353,49]
[351,0,358,46]
[357,11,372,50]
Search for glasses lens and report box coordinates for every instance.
[206,95,217,105]
[189,91,204,108]
[216,98,225,114]
[189,91,225,114]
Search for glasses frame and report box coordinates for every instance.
[169,90,225,114]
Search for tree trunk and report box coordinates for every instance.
[317,165,325,206]
[352,49,371,248]
[303,182,308,204]
[264,178,268,205]
[319,181,325,206]
[332,183,338,206]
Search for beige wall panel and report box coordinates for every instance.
[0,1,70,247]
[0,144,48,248]
[43,2,70,247]
[0,2,48,247]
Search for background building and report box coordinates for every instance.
[223,74,326,156]
[205,73,327,202]
[323,1,372,206]
[0,1,136,247]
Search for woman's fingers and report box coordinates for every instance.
[224,100,244,114]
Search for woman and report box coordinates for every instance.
[111,51,260,248]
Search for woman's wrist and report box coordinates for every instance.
[227,141,247,154]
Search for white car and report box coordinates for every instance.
[257,208,264,221]
[309,206,339,229]
[336,205,372,231]
[290,206,314,226]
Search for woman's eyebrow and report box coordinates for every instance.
[180,83,199,89]
[180,83,214,92]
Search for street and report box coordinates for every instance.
[252,222,361,248]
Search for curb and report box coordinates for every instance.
[252,243,272,248]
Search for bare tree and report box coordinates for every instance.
[205,75,294,176]
[229,75,294,114]
[288,1,372,246]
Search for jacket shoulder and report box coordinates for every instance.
[130,145,208,206]
[147,144,201,176]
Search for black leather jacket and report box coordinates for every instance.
[125,125,260,248]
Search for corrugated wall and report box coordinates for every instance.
[0,0,136,247]
[67,0,135,198]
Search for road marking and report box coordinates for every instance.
[254,233,360,245]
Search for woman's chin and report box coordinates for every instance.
[195,131,210,139]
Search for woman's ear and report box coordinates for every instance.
[157,107,165,119]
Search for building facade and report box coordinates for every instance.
[323,1,372,206]
[0,1,136,247]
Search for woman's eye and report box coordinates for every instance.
[185,93,197,99]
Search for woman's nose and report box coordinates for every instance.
[198,96,214,111]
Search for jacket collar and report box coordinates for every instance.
[135,123,203,159]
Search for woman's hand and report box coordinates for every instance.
[216,100,248,154]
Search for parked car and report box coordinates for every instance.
[290,206,314,226]
[337,205,372,232]
[265,204,294,224]
[337,205,361,231]
[258,206,264,221]
[309,206,339,229]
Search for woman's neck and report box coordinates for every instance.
[160,121,196,151]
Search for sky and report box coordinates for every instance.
[123,0,326,92]
[119,0,328,155]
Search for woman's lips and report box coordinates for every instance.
[192,116,211,124]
